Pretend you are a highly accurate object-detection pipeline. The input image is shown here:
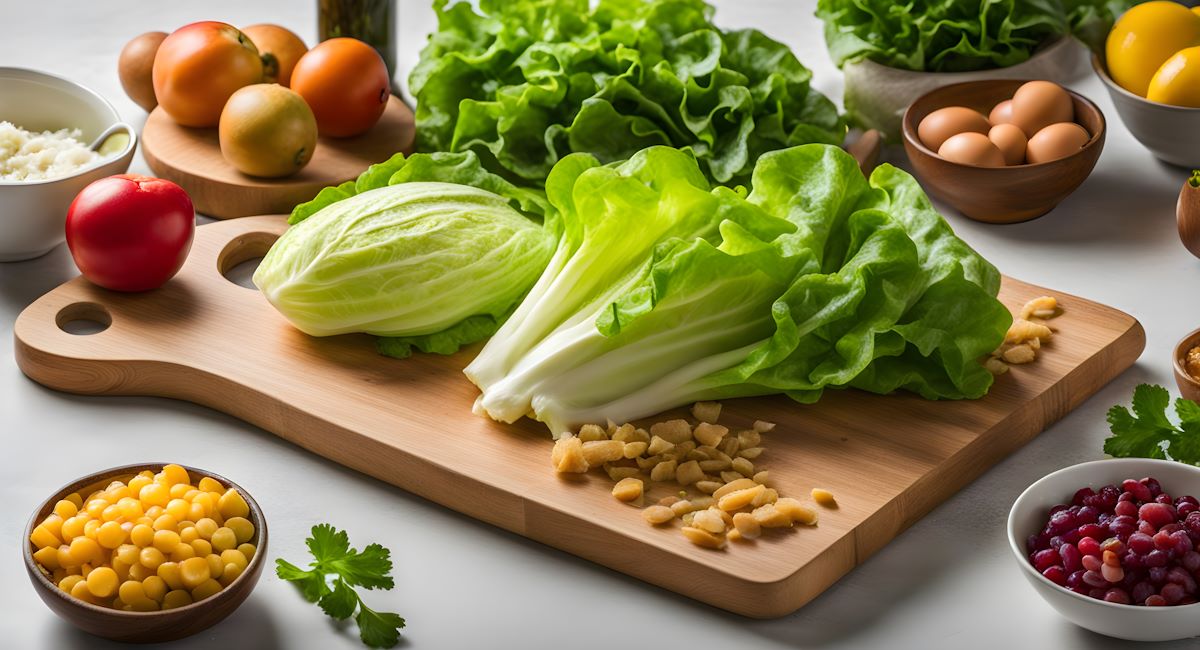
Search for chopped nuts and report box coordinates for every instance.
[649,419,692,444]
[1020,295,1058,320]
[718,484,766,512]
[690,496,715,510]
[713,478,757,500]
[552,435,589,473]
[605,465,640,482]
[752,503,793,528]
[1002,344,1036,365]
[612,478,644,502]
[695,480,722,494]
[582,440,625,466]
[647,435,675,456]
[752,470,771,486]
[720,470,743,484]
[692,509,727,534]
[612,424,649,444]
[650,459,678,482]
[985,357,1009,375]
[719,436,741,459]
[623,441,648,459]
[670,500,696,517]
[751,487,778,507]
[752,420,775,433]
[675,460,705,486]
[635,454,663,471]
[698,459,731,472]
[732,512,761,540]
[681,526,726,550]
[731,457,755,477]
[578,424,608,442]
[737,429,761,450]
[1005,318,1053,344]
[989,297,1063,374]
[658,495,680,507]
[738,447,764,460]
[811,488,837,508]
[691,401,722,424]
[693,422,729,447]
[727,528,744,543]
[776,498,818,525]
[643,505,675,525]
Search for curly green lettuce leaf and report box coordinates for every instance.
[410,0,844,186]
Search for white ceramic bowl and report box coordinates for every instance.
[1092,56,1200,168]
[843,37,1081,141]
[0,67,136,261]
[1008,458,1200,642]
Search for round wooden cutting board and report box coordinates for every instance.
[141,96,415,219]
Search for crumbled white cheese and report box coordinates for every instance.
[0,121,100,181]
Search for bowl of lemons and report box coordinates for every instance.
[1095,1,1200,168]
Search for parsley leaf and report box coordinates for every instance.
[1105,384,1200,464]
[277,524,406,648]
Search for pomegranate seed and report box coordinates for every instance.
[1077,523,1105,540]
[1124,479,1152,502]
[1114,500,1138,518]
[1162,582,1185,604]
[1178,495,1199,507]
[1140,503,1177,529]
[1181,503,1199,518]
[1157,493,1175,505]
[1073,487,1095,506]
[1033,549,1061,571]
[1049,503,1070,516]
[1050,510,1077,534]
[1143,477,1163,497]
[1146,594,1168,606]
[1067,569,1086,589]
[1083,570,1108,588]
[1104,587,1132,604]
[1061,544,1083,572]
[1129,533,1155,554]
[1102,563,1125,583]
[1183,551,1200,572]
[1162,523,1184,535]
[1139,520,1158,536]
[1123,551,1144,569]
[1110,516,1137,538]
[1155,531,1175,551]
[1077,506,1100,525]
[1082,555,1103,572]
[1150,566,1169,584]
[1089,587,1108,599]
[1078,537,1102,556]
[1132,581,1155,603]
[1146,550,1170,568]
[1042,565,1067,585]
[1172,531,1194,555]
[1118,491,1135,503]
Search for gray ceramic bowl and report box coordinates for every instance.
[1093,55,1200,168]
[1008,459,1200,642]
[0,68,136,261]
[843,37,1081,141]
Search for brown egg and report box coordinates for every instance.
[989,99,1014,125]
[937,132,1006,167]
[1011,80,1073,137]
[918,106,991,151]
[988,123,1027,165]
[1026,122,1090,164]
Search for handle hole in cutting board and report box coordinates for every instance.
[217,232,279,290]
[56,302,111,335]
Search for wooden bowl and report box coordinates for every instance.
[1174,328,1200,404]
[22,463,268,643]
[901,79,1105,224]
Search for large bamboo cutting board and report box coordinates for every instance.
[14,216,1144,618]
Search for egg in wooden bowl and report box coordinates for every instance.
[22,463,267,643]
[902,79,1105,224]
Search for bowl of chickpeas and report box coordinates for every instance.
[22,463,267,643]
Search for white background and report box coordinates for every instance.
[0,1,1192,648]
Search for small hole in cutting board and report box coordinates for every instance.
[217,232,278,290]
[55,302,111,336]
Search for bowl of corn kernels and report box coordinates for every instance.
[22,463,267,643]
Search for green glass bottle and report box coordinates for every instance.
[317,0,396,89]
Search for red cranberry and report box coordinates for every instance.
[1082,555,1102,572]
[1183,550,1200,572]
[1049,510,1077,533]
[1129,532,1155,554]
[1114,500,1138,518]
[1049,503,1070,516]
[1061,543,1083,572]
[1154,531,1175,551]
[1180,502,1199,518]
[1178,495,1200,507]
[1077,523,1105,540]
[1146,550,1170,568]
[1146,594,1168,606]
[1157,493,1175,505]
[1077,505,1100,525]
[1133,580,1155,603]
[1162,582,1186,604]
[1073,487,1096,506]
[1083,570,1108,588]
[1143,477,1163,497]
[1123,479,1152,503]
[1104,588,1132,604]
[1067,569,1086,589]
[1109,515,1137,538]
[1089,587,1108,599]
[1150,566,1169,584]
[1172,531,1194,555]
[1033,549,1061,571]
[1140,502,1177,529]
[1043,565,1068,585]
[1139,520,1158,536]
[1078,537,1101,556]
[1123,551,1145,569]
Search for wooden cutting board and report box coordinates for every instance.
[141,96,415,219]
[13,216,1144,618]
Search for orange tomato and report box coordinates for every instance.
[241,24,307,87]
[152,21,263,127]
[290,38,389,137]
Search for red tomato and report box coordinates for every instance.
[290,37,389,137]
[65,175,195,292]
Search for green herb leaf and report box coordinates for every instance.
[1103,384,1200,464]
[277,524,406,648]
[356,604,406,649]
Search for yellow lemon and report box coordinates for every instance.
[1106,1,1200,96]
[1148,46,1200,107]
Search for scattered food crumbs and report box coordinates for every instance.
[988,295,1063,375]
[550,403,822,550]
[1186,346,1200,383]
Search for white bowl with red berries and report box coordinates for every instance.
[1008,458,1200,641]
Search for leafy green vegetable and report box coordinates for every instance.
[276,524,405,649]
[1105,384,1200,463]
[815,0,1136,73]
[465,144,1010,435]
[410,0,844,186]
[254,151,555,357]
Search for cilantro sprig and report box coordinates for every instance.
[1105,384,1200,463]
[276,524,406,648]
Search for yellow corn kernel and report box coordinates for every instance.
[85,566,118,598]
[32,546,60,570]
[204,553,223,578]
[83,519,102,540]
[142,575,167,602]
[134,516,153,527]
[113,498,141,520]
[198,477,224,493]
[237,543,256,561]
[56,545,77,568]
[179,557,211,589]
[128,475,151,495]
[191,578,222,601]
[60,515,86,541]
[220,562,244,586]
[106,485,132,501]
[128,598,160,612]
[112,559,131,581]
[70,579,98,604]
[52,499,78,520]
[40,513,64,539]
[217,489,249,520]
[165,498,190,521]
[152,514,178,532]
[64,492,83,508]
[811,488,837,508]
[168,483,191,500]
[151,529,180,553]
[144,506,164,521]
[194,518,218,540]
[98,505,120,522]
[162,589,193,610]
[84,499,109,519]
[187,502,206,522]
[79,562,94,578]
[139,547,166,570]
[139,484,169,509]
[118,579,145,604]
[179,527,199,544]
[220,549,248,570]
[115,544,139,565]
[191,539,213,557]
[224,517,255,545]
[68,537,100,565]
[161,464,190,486]
[176,519,195,530]
[29,524,61,549]
[59,574,84,593]
[130,524,154,547]
[211,527,237,552]
[128,562,151,581]
[158,561,184,590]
[170,542,196,562]
[97,521,126,549]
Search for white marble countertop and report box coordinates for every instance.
[0,1,1192,648]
